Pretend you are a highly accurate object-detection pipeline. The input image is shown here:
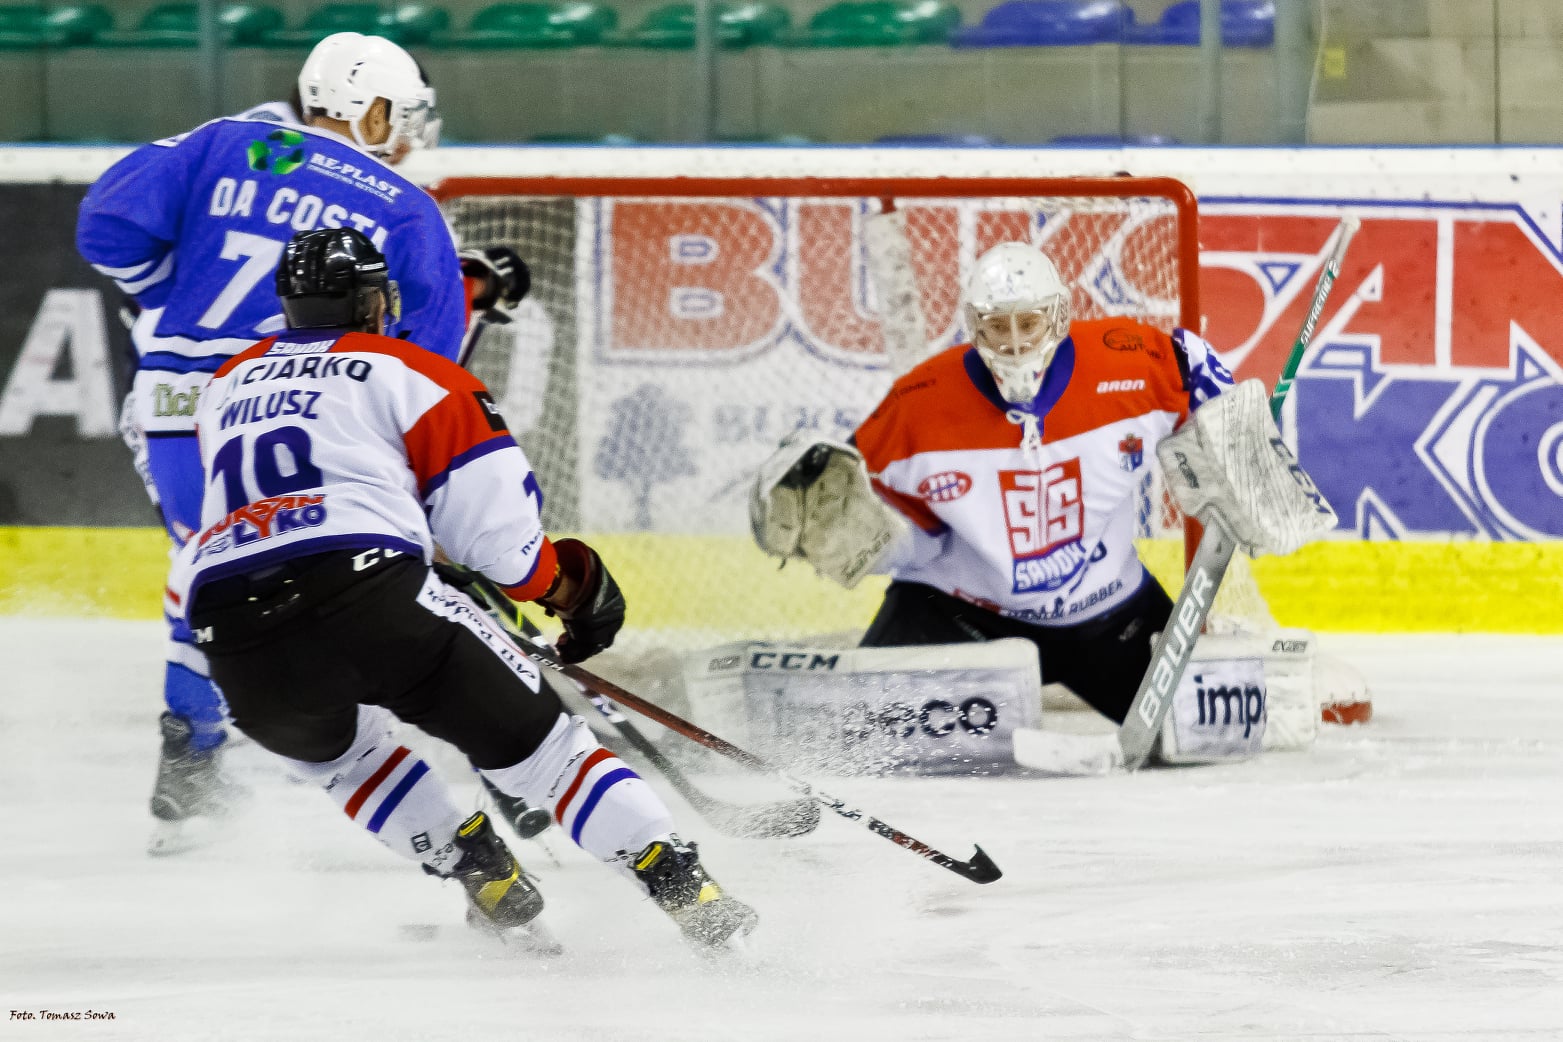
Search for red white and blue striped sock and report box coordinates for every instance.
[284,705,466,870]
[482,713,674,864]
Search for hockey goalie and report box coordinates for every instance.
[747,241,1338,773]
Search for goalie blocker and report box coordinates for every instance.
[1157,378,1338,559]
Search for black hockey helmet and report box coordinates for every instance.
[277,228,400,331]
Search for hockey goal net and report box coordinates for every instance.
[433,172,1291,668]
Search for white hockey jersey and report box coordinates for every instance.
[856,318,1235,627]
[166,330,556,617]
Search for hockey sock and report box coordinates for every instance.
[282,705,467,873]
[163,628,227,752]
[482,713,675,865]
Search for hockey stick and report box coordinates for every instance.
[1116,215,1360,772]
[447,569,1000,884]
[524,636,1002,885]
[569,688,821,840]
[457,570,821,839]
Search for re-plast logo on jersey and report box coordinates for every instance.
[999,459,1087,594]
[917,470,972,503]
[246,129,306,176]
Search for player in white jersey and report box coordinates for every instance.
[87,32,533,852]
[753,242,1332,727]
[168,228,757,950]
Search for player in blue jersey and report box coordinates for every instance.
[76,32,471,854]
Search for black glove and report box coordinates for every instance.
[460,246,530,311]
[541,538,625,664]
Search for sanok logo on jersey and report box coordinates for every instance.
[1000,459,1087,594]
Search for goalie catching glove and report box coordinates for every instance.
[1158,379,1338,557]
[749,432,907,589]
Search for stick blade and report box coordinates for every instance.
[961,845,1003,885]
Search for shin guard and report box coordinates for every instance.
[482,713,674,864]
[283,705,466,873]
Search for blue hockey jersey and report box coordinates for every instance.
[77,118,464,434]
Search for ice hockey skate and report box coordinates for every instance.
[446,811,560,955]
[147,711,247,856]
[633,838,758,952]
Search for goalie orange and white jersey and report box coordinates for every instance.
[165,330,552,616]
[856,318,1235,627]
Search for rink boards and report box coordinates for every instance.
[4,526,1561,635]
[1,146,1560,636]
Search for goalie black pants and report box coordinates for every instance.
[188,550,563,769]
[859,575,1175,725]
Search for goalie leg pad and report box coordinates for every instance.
[1155,647,1268,764]
[1154,631,1320,762]
[683,638,1042,775]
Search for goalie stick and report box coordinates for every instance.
[455,569,821,840]
[1116,215,1361,772]
[447,568,1000,885]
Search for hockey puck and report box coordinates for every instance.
[514,807,554,840]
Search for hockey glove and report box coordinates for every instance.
[539,538,625,664]
[750,432,908,589]
[460,247,531,312]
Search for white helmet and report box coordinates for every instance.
[963,242,1071,405]
[297,32,440,160]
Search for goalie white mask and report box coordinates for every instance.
[963,242,1071,405]
[298,32,439,160]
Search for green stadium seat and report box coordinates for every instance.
[901,0,960,39]
[429,2,616,49]
[779,0,958,47]
[605,2,791,49]
[92,4,283,48]
[381,3,450,45]
[714,132,812,144]
[258,4,389,47]
[0,6,47,49]
[43,4,114,46]
[529,131,637,144]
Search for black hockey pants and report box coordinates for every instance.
[860,576,1175,725]
[189,550,563,768]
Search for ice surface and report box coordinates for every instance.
[2,620,1561,1041]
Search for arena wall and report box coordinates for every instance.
[1,146,1558,633]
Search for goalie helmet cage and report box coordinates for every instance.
[430,171,1360,718]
